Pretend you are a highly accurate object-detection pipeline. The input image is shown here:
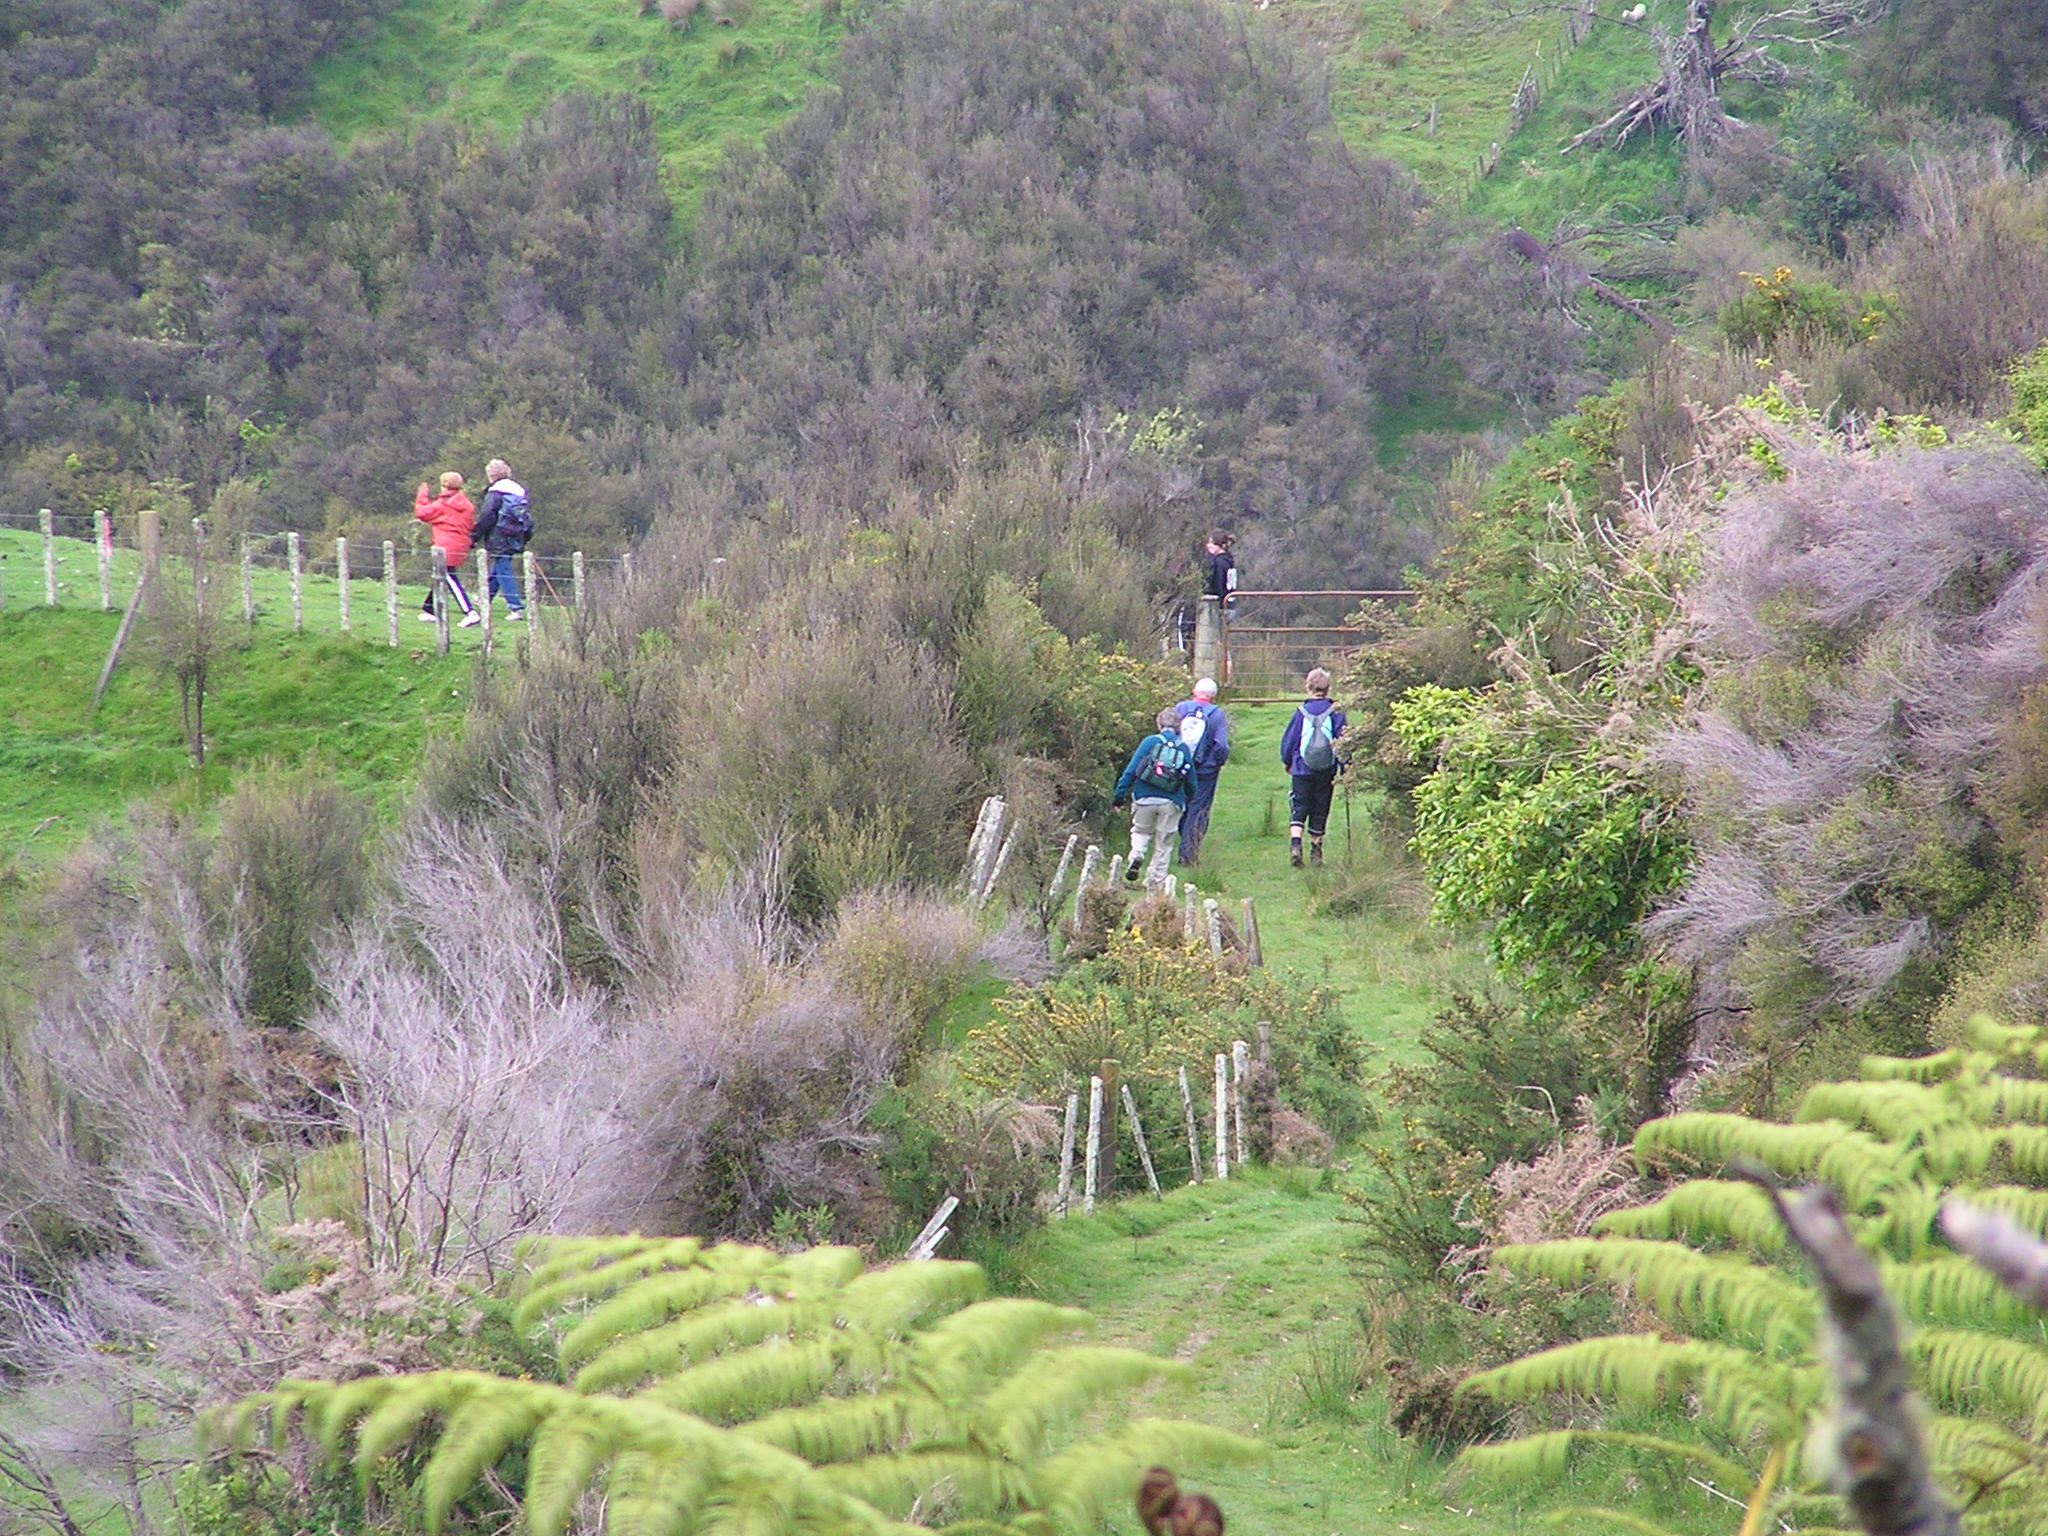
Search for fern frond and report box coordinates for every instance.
[515,1236,708,1331]
[1462,1334,1812,1443]
[1632,1115,1896,1208]
[1595,1180,1787,1253]
[1494,1239,1814,1352]
[1914,1328,2048,1430]
[423,1383,551,1532]
[913,1299,1092,1382]
[354,1375,492,1488]
[1882,1253,2038,1330]
[647,1336,858,1425]
[810,1447,1034,1516]
[604,1443,714,1536]
[732,1391,926,1466]
[973,1347,1189,1460]
[576,1294,818,1395]
[523,1412,615,1536]
[559,1249,782,1373]
[1924,1411,2043,1491]
[828,1260,987,1335]
[1458,1428,1753,1490]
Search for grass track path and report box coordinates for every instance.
[1015,703,1520,1534]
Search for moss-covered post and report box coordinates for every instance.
[572,549,585,610]
[1211,1054,1230,1180]
[431,546,450,656]
[522,549,536,615]
[1083,1074,1104,1216]
[1192,594,1222,682]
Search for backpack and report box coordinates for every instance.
[1177,710,1208,756]
[1298,709,1337,771]
[495,489,533,544]
[1135,735,1193,797]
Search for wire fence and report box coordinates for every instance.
[0,505,632,649]
[1450,0,1601,203]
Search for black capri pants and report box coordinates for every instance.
[1288,768,1338,838]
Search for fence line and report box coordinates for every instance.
[1452,0,1600,202]
[0,506,633,642]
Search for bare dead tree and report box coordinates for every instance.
[1564,0,1880,156]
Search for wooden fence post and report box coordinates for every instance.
[384,540,398,646]
[1178,1065,1203,1184]
[1204,897,1224,959]
[572,550,585,609]
[1055,1091,1080,1218]
[287,531,303,633]
[95,511,111,612]
[40,508,55,606]
[336,538,351,633]
[432,547,450,656]
[1074,844,1102,922]
[1240,896,1263,967]
[1084,1075,1104,1216]
[1122,1083,1161,1200]
[1046,832,1079,916]
[981,829,1016,910]
[1107,853,1125,887]
[1099,1058,1119,1199]
[476,548,491,636]
[240,536,254,622]
[1212,1055,1230,1180]
[622,550,634,584]
[906,1196,960,1261]
[522,550,536,616]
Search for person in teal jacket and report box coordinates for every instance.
[1113,707,1195,889]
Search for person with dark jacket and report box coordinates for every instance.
[1173,678,1230,867]
[1279,667,1346,867]
[414,471,478,626]
[1203,529,1237,608]
[1112,707,1195,888]
[471,457,530,622]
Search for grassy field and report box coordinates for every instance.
[0,525,498,867]
[303,0,848,213]
[1006,702,1516,1534]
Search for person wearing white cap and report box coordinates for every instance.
[1172,677,1229,867]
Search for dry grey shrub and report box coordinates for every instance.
[1443,1109,1641,1304]
[1647,425,2048,1016]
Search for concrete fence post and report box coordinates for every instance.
[1054,1091,1080,1218]
[95,511,111,611]
[1083,1075,1104,1216]
[336,538,351,633]
[622,550,634,584]
[476,548,491,636]
[1212,1054,1230,1181]
[522,550,536,616]
[239,536,254,622]
[1192,594,1222,683]
[572,550,585,609]
[384,540,398,646]
[1178,1066,1203,1185]
[287,531,303,633]
[40,508,55,606]
[1231,1039,1250,1166]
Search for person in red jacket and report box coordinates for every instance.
[415,471,479,626]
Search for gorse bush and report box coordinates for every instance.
[211,1235,1261,1536]
[1458,1015,2048,1536]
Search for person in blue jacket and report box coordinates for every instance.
[1112,707,1195,889]
[1279,667,1346,868]
[1173,678,1230,868]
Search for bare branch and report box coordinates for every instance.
[1939,1202,2048,1312]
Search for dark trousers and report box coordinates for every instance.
[1179,768,1220,865]
[1288,768,1338,839]
[423,566,475,617]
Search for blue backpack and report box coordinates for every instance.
[1135,735,1193,796]
[1299,710,1337,771]
[495,490,532,543]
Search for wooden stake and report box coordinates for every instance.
[40,508,55,606]
[1178,1065,1203,1184]
[572,549,585,609]
[1212,1055,1230,1180]
[95,512,111,611]
[1232,1040,1250,1166]
[1055,1091,1080,1218]
[1122,1082,1161,1200]
[522,550,537,618]
[287,531,303,633]
[336,538,351,633]
[1204,897,1224,959]
[384,540,398,646]
[1074,844,1102,921]
[1084,1075,1104,1216]
[1046,832,1079,915]
[982,828,1016,909]
[1240,896,1263,967]
[1108,853,1125,886]
[475,548,491,636]
[240,535,254,622]
[432,546,450,656]
[906,1195,960,1261]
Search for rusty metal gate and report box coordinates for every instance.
[1217,589,1416,695]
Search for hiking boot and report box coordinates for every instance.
[1310,842,1324,867]
[1124,861,1143,884]
[458,612,483,628]
[1289,838,1303,869]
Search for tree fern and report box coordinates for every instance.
[217,1237,1260,1536]
[1458,1016,2048,1532]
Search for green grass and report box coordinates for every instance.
[302,0,847,213]
[1000,700,1510,1532]
[0,602,476,866]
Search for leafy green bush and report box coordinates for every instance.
[2008,340,2048,468]
[1717,265,1858,354]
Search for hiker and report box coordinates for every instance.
[1279,666,1346,868]
[415,471,479,627]
[472,458,531,622]
[1112,706,1195,888]
[1202,529,1237,611]
[1173,677,1230,868]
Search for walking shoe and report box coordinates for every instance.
[1289,837,1303,869]
[1310,842,1324,867]
[1124,861,1143,883]
[506,609,527,622]
[417,611,437,622]
[458,612,483,628]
